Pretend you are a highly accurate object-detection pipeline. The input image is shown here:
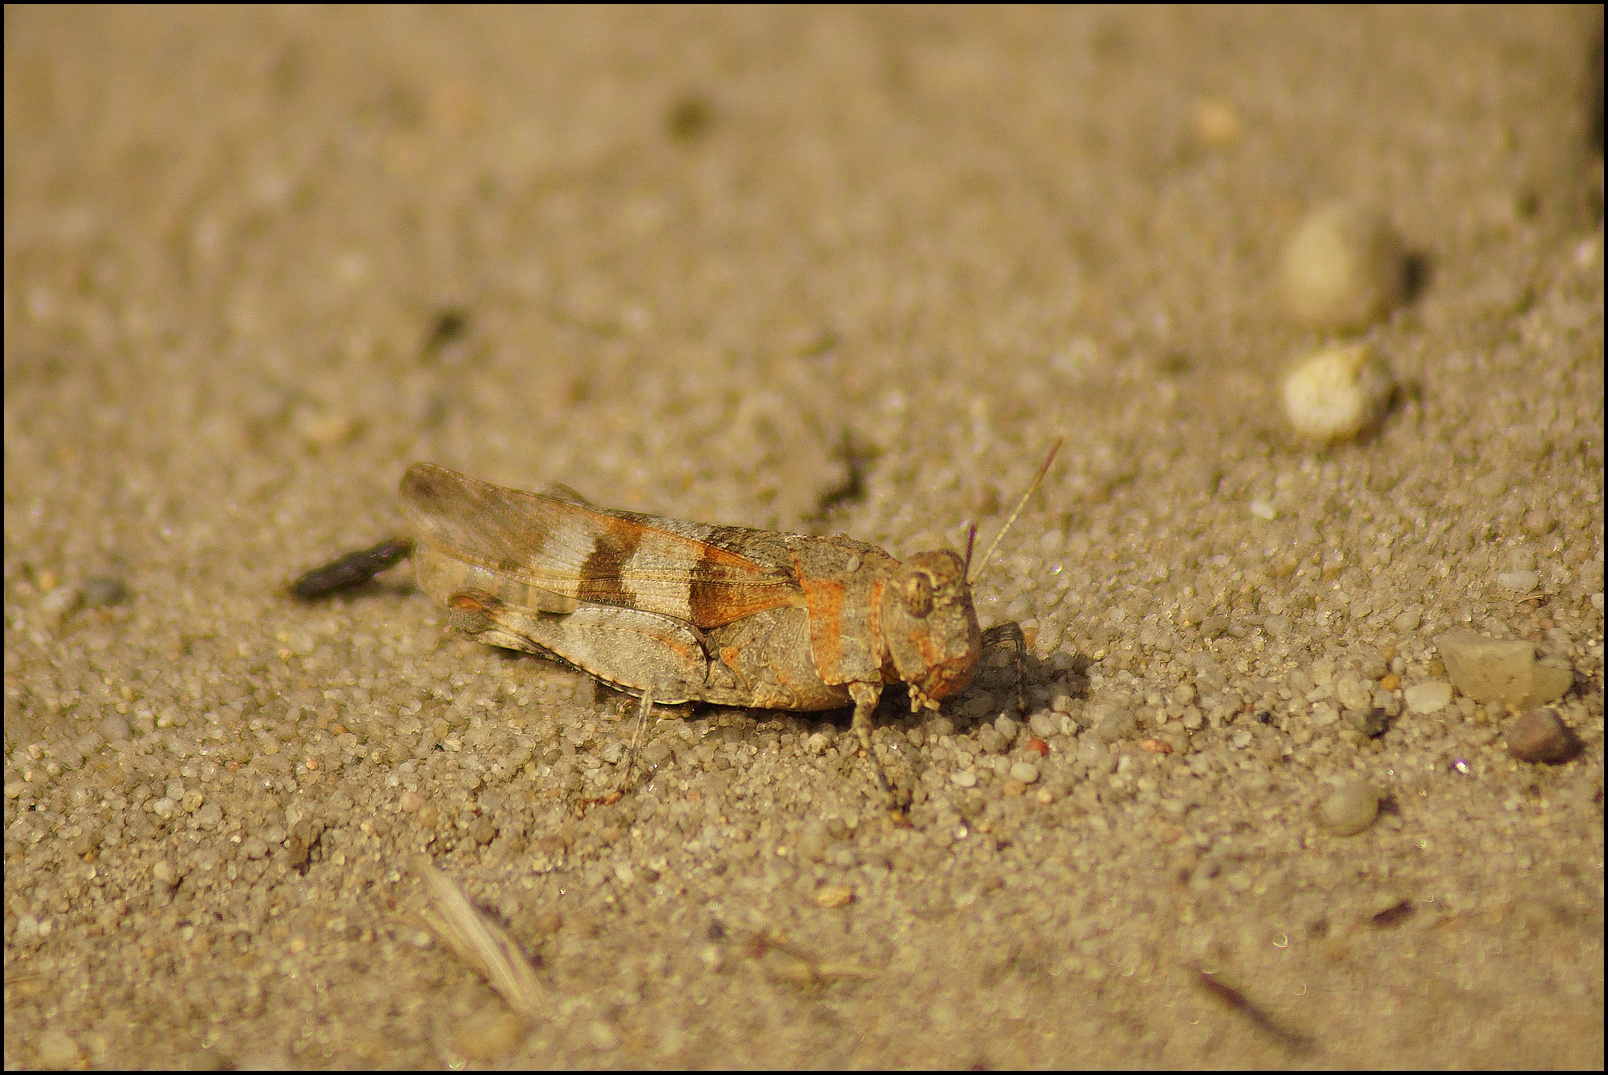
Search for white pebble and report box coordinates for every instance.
[39,585,79,616]
[1009,761,1040,785]
[1282,342,1394,442]
[1279,201,1408,332]
[950,769,978,788]
[1403,681,1452,714]
[1436,629,1573,709]
[1335,674,1371,711]
[1028,711,1060,739]
[1496,570,1539,595]
[1320,781,1380,836]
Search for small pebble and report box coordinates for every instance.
[1282,342,1394,442]
[294,409,360,449]
[1192,98,1243,148]
[588,1020,620,1052]
[35,1029,81,1068]
[958,694,996,720]
[1278,201,1408,332]
[82,575,129,608]
[1335,674,1372,710]
[1092,704,1137,744]
[1436,629,1573,709]
[39,585,80,617]
[1008,761,1040,784]
[977,726,1007,755]
[1345,708,1392,739]
[1506,709,1582,764]
[100,713,132,742]
[1521,510,1555,536]
[1319,781,1380,836]
[814,885,854,908]
[1029,711,1060,738]
[454,1006,527,1062]
[950,769,977,788]
[1403,681,1452,714]
[1496,570,1539,595]
[399,790,426,812]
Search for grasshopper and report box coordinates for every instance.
[292,444,1059,808]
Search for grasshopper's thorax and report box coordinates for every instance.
[881,549,983,711]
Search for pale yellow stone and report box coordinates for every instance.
[1282,342,1393,441]
[1436,629,1573,709]
[1279,201,1408,332]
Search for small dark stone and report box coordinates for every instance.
[421,306,470,361]
[285,819,326,873]
[82,575,129,608]
[1506,709,1582,764]
[1371,899,1415,928]
[1345,707,1392,739]
[666,94,714,142]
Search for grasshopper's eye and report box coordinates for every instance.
[902,571,934,618]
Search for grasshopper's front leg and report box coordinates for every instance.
[848,681,910,814]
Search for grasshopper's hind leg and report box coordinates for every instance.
[618,691,655,796]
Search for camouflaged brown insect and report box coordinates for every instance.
[292,446,1057,808]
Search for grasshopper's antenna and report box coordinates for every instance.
[966,438,1063,586]
[963,522,979,579]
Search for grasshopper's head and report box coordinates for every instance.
[882,549,983,711]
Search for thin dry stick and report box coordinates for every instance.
[414,857,543,1016]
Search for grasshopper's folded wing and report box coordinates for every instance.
[401,463,802,627]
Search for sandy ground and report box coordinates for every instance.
[5,7,1604,1068]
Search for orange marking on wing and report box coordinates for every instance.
[798,574,846,671]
